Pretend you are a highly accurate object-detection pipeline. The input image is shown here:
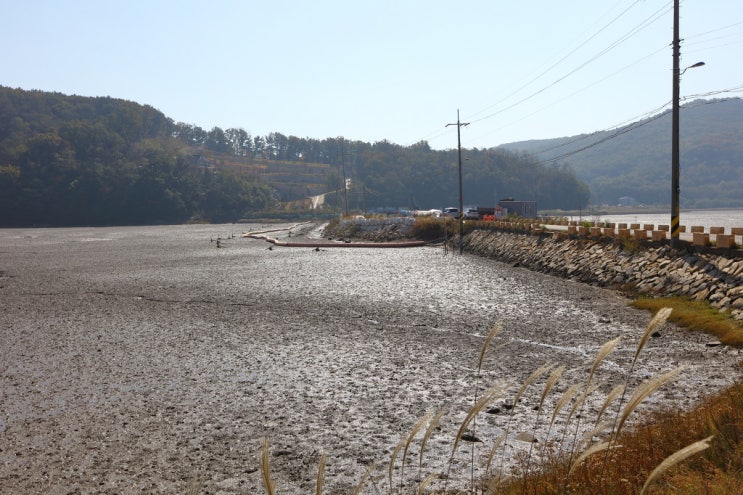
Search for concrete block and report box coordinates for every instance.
[602,228,615,237]
[590,227,602,236]
[716,234,735,248]
[644,224,654,230]
[630,223,640,230]
[567,225,577,234]
[658,225,670,231]
[693,232,710,246]
[690,226,705,233]
[617,229,630,238]
[618,223,627,229]
[710,226,725,234]
[731,227,743,236]
[651,230,666,241]
[634,229,648,240]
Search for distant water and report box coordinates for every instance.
[570,209,743,231]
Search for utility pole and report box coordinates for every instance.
[670,1,704,249]
[671,0,681,249]
[446,110,469,254]
[341,147,349,216]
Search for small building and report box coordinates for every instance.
[498,198,537,218]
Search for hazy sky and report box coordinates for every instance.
[3,1,742,150]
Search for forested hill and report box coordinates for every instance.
[0,87,274,226]
[499,98,743,208]
[0,86,590,226]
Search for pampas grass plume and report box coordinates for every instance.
[316,450,327,495]
[354,462,377,495]
[568,441,617,475]
[595,383,625,426]
[550,383,583,428]
[478,322,503,372]
[260,436,276,495]
[640,436,714,495]
[420,407,447,472]
[401,412,434,481]
[616,366,684,437]
[451,382,507,458]
[589,336,621,385]
[633,307,672,367]
[514,362,555,409]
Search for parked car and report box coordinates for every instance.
[442,207,459,218]
[464,207,480,219]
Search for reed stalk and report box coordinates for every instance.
[316,451,327,495]
[260,436,276,495]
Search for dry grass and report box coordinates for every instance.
[632,296,743,347]
[494,382,743,495]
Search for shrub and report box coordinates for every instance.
[411,216,449,241]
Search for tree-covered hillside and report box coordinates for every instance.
[499,98,743,208]
[0,87,273,226]
[0,86,591,226]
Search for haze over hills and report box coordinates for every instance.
[498,98,743,209]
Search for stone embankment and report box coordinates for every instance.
[461,229,743,319]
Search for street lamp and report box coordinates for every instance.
[671,0,704,249]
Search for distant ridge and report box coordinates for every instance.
[498,98,743,209]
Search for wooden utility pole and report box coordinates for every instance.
[671,0,680,248]
[446,110,469,254]
[670,1,704,249]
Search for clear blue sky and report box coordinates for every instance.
[3,1,742,150]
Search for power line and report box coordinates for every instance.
[469,44,669,146]
[531,95,741,166]
[467,1,672,126]
[466,0,647,122]
[410,3,741,151]
[408,0,657,147]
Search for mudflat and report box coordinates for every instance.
[0,223,739,494]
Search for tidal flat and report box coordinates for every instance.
[0,223,739,494]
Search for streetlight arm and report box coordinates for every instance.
[680,61,705,75]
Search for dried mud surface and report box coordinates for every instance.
[0,223,740,494]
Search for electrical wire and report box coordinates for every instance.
[408,0,659,147]
[468,44,669,146]
[466,0,647,122]
[410,2,741,153]
[466,1,672,125]
[531,94,742,165]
